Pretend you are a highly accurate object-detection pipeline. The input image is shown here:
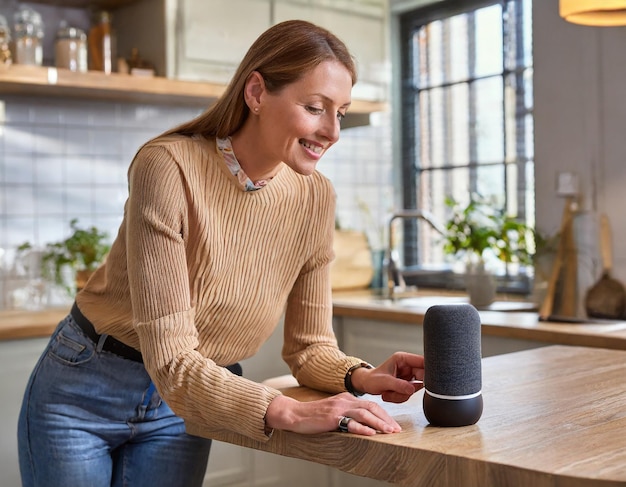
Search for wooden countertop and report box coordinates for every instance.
[0,307,69,340]
[200,345,626,486]
[3,288,626,351]
[332,290,626,351]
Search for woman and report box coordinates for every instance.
[18,19,424,487]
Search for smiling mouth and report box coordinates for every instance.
[300,139,323,154]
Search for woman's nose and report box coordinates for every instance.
[320,112,341,143]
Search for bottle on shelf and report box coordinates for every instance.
[88,10,115,74]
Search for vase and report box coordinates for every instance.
[464,262,496,309]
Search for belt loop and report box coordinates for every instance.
[96,334,108,352]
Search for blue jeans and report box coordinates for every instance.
[18,314,212,487]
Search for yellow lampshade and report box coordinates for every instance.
[560,0,626,26]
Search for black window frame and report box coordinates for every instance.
[397,0,534,294]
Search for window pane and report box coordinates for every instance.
[418,167,472,262]
[525,113,534,160]
[504,0,533,70]
[450,83,470,166]
[474,5,503,78]
[474,76,504,164]
[448,14,469,83]
[412,30,421,86]
[506,162,520,216]
[504,70,534,163]
[476,165,505,204]
[524,68,534,110]
[525,160,535,228]
[429,87,446,168]
[426,21,444,87]
[417,91,430,169]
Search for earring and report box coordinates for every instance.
[254,107,259,113]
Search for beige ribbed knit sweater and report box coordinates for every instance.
[76,134,364,443]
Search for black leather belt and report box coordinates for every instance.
[71,302,143,363]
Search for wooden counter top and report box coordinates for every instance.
[3,288,626,351]
[332,290,626,351]
[200,345,626,486]
[0,307,69,340]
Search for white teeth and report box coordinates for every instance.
[301,140,323,154]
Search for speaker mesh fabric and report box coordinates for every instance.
[423,304,482,396]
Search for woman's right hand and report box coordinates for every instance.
[265,393,401,436]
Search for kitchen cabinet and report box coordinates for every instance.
[273,1,388,101]
[113,0,388,101]
[171,0,272,84]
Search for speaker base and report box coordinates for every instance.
[423,392,483,427]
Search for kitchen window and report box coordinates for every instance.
[398,0,534,293]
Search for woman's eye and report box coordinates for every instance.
[305,106,324,115]
[337,112,346,122]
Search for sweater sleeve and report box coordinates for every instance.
[126,143,281,443]
[281,184,366,393]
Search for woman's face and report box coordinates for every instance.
[256,60,353,176]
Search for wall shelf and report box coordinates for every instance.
[25,0,139,9]
[0,65,224,107]
[0,65,387,119]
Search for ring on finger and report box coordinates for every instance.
[338,416,352,433]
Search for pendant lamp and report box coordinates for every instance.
[560,0,626,26]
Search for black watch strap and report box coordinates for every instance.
[344,362,374,396]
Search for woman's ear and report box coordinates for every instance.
[244,71,265,112]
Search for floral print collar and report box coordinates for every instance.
[216,137,271,191]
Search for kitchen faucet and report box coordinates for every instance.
[383,209,446,300]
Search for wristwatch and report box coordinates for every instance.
[344,362,374,396]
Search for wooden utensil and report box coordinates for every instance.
[585,214,626,319]
[539,199,573,320]
[558,204,579,317]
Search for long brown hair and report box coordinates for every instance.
[162,20,357,139]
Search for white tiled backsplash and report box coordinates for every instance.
[0,95,392,309]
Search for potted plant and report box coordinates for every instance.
[39,218,111,295]
[442,195,534,307]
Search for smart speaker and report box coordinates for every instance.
[422,304,483,427]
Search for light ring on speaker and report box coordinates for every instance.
[425,389,482,401]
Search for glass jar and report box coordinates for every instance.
[55,22,87,72]
[0,14,11,65]
[13,6,44,66]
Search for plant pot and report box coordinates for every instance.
[465,264,496,309]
